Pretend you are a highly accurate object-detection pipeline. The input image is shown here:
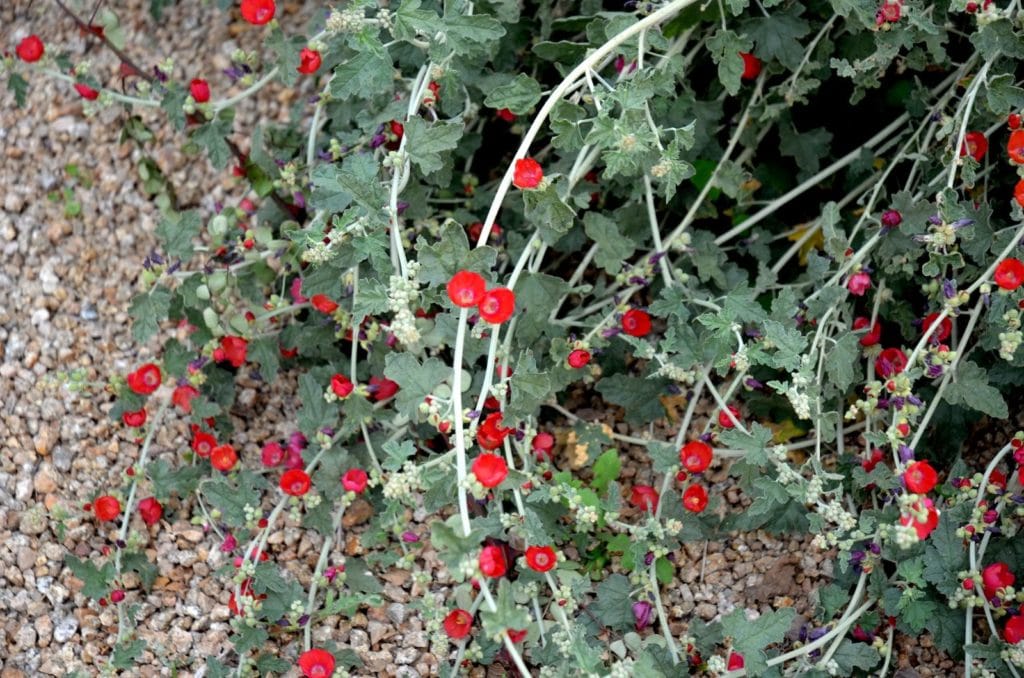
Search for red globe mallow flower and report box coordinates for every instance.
[210,444,238,471]
[875,347,908,378]
[127,362,162,395]
[342,468,368,493]
[728,652,745,670]
[172,384,200,413]
[847,270,871,296]
[1004,614,1024,644]
[960,131,988,162]
[680,441,713,473]
[192,430,217,458]
[122,408,147,427]
[853,316,881,346]
[995,258,1024,291]
[110,589,126,604]
[507,628,527,643]
[567,348,591,368]
[74,81,100,100]
[240,0,276,25]
[298,648,335,678]
[478,287,515,324]
[443,608,474,640]
[531,432,555,460]
[922,313,951,342]
[311,294,339,314]
[447,270,487,308]
[189,78,210,103]
[1011,113,1022,131]
[903,460,938,494]
[1015,179,1024,208]
[478,545,507,578]
[137,497,163,526]
[297,48,322,75]
[1008,130,1024,164]
[629,485,659,512]
[512,158,544,189]
[621,308,652,337]
[682,484,709,513]
[94,495,121,522]
[16,35,45,62]
[369,375,399,401]
[862,447,885,473]
[718,404,741,429]
[261,441,284,467]
[900,497,939,540]
[477,412,513,451]
[875,0,901,24]
[739,52,761,80]
[214,336,248,367]
[331,374,354,398]
[525,545,557,573]
[982,562,1015,600]
[472,453,508,488]
[280,469,312,496]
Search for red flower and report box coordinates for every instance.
[680,441,713,473]
[1005,614,1024,644]
[214,336,248,367]
[903,460,938,494]
[172,385,200,413]
[472,453,508,488]
[74,82,99,100]
[507,628,527,643]
[331,374,354,398]
[240,0,276,25]
[369,375,399,401]
[443,609,473,640]
[477,412,513,451]
[682,484,709,513]
[718,404,741,429]
[1015,179,1024,208]
[192,430,217,458]
[629,485,659,512]
[853,316,881,346]
[900,497,939,540]
[497,108,516,122]
[298,648,335,678]
[531,432,555,460]
[862,447,885,472]
[982,562,1015,600]
[127,363,162,395]
[478,287,515,324]
[261,441,284,467]
[297,48,322,75]
[280,469,311,496]
[525,545,557,573]
[311,294,339,314]
[342,468,368,493]
[960,131,988,162]
[512,158,544,189]
[478,545,507,578]
[847,270,871,296]
[922,313,951,342]
[995,258,1024,291]
[447,270,487,308]
[874,347,908,378]
[122,408,147,428]
[94,495,121,522]
[1009,130,1024,164]
[728,652,745,670]
[739,52,761,80]
[189,78,210,103]
[16,35,45,63]
[210,444,238,471]
[137,497,163,526]
[567,349,591,368]
[621,309,652,337]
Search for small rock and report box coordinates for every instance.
[34,466,58,494]
[16,624,37,648]
[79,303,98,321]
[181,529,204,543]
[17,546,37,571]
[35,615,53,647]
[53,616,78,643]
[395,647,419,665]
[170,626,193,653]
[368,620,389,646]
[386,602,406,625]
[341,498,374,528]
[349,629,369,651]
[18,504,48,536]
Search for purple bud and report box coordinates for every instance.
[402,531,420,543]
[370,133,387,149]
[643,552,655,566]
[880,210,902,228]
[396,200,410,215]
[899,445,915,462]
[632,601,654,631]
[942,279,957,299]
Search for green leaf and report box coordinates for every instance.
[190,114,233,169]
[248,336,281,382]
[831,640,881,673]
[384,352,450,420]
[483,74,543,114]
[7,73,28,108]
[266,26,303,87]
[155,210,201,261]
[298,373,338,436]
[330,51,394,100]
[310,153,386,214]
[232,625,269,655]
[923,502,969,596]
[148,459,203,501]
[255,653,291,674]
[111,639,146,670]
[590,574,634,632]
[825,332,861,393]
[344,557,383,594]
[584,212,637,275]
[160,81,188,130]
[202,471,266,528]
[707,29,752,96]
[506,352,552,421]
[514,272,569,343]
[591,449,621,495]
[743,11,812,71]
[404,118,464,175]
[392,0,443,43]
[986,72,1024,116]
[121,551,158,590]
[778,125,833,176]
[479,579,530,639]
[943,360,1008,418]
[721,607,796,674]
[415,220,496,286]
[65,555,114,599]
[595,374,668,425]
[522,181,576,245]
[129,286,173,342]
[442,13,506,55]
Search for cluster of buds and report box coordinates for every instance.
[1000,309,1023,360]
[387,262,423,346]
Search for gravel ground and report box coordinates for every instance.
[0,3,960,677]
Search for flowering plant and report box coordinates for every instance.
[9,0,1024,675]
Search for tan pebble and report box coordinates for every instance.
[341,498,374,528]
[181,529,204,543]
[34,467,58,494]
